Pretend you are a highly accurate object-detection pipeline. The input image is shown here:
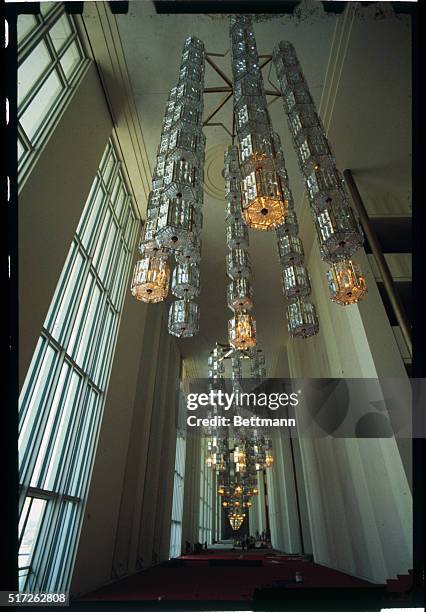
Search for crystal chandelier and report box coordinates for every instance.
[273,41,367,305]
[130,254,170,303]
[130,18,367,343]
[131,36,205,335]
[205,346,274,531]
[230,16,288,231]
[225,145,258,350]
[229,511,246,531]
[228,313,257,349]
[328,259,367,305]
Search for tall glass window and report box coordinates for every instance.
[17,2,89,183]
[169,435,186,559]
[198,439,213,545]
[18,140,139,592]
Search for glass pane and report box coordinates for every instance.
[125,209,136,246]
[18,498,47,572]
[92,208,112,270]
[17,15,38,45]
[114,189,126,222]
[40,2,56,17]
[20,70,63,140]
[49,500,78,591]
[99,142,112,170]
[66,388,100,497]
[98,218,119,285]
[18,138,25,163]
[75,282,102,370]
[110,174,120,204]
[80,185,105,253]
[43,370,82,491]
[18,40,51,106]
[60,41,82,81]
[19,498,32,539]
[30,362,71,488]
[76,177,99,237]
[93,305,115,389]
[48,248,85,342]
[102,151,116,188]
[110,243,126,307]
[19,343,58,465]
[104,229,121,294]
[66,273,94,359]
[49,15,72,53]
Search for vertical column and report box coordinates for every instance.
[139,315,172,567]
[181,436,201,548]
[256,470,267,534]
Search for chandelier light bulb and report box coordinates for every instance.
[131,256,170,303]
[228,313,257,350]
[327,259,367,305]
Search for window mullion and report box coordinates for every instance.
[44,32,68,90]
[18,123,33,152]
[18,498,34,549]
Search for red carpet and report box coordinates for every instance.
[79,550,384,602]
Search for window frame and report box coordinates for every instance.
[169,435,186,559]
[18,139,140,592]
[17,3,90,188]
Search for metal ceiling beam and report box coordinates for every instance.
[206,55,233,88]
[203,92,233,125]
[204,87,233,93]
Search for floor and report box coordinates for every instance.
[78,547,384,603]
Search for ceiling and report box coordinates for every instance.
[113,1,411,377]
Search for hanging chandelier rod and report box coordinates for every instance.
[204,86,232,92]
[203,86,280,96]
[259,55,273,70]
[203,92,233,125]
[205,54,233,87]
[202,51,279,134]
[214,342,254,361]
